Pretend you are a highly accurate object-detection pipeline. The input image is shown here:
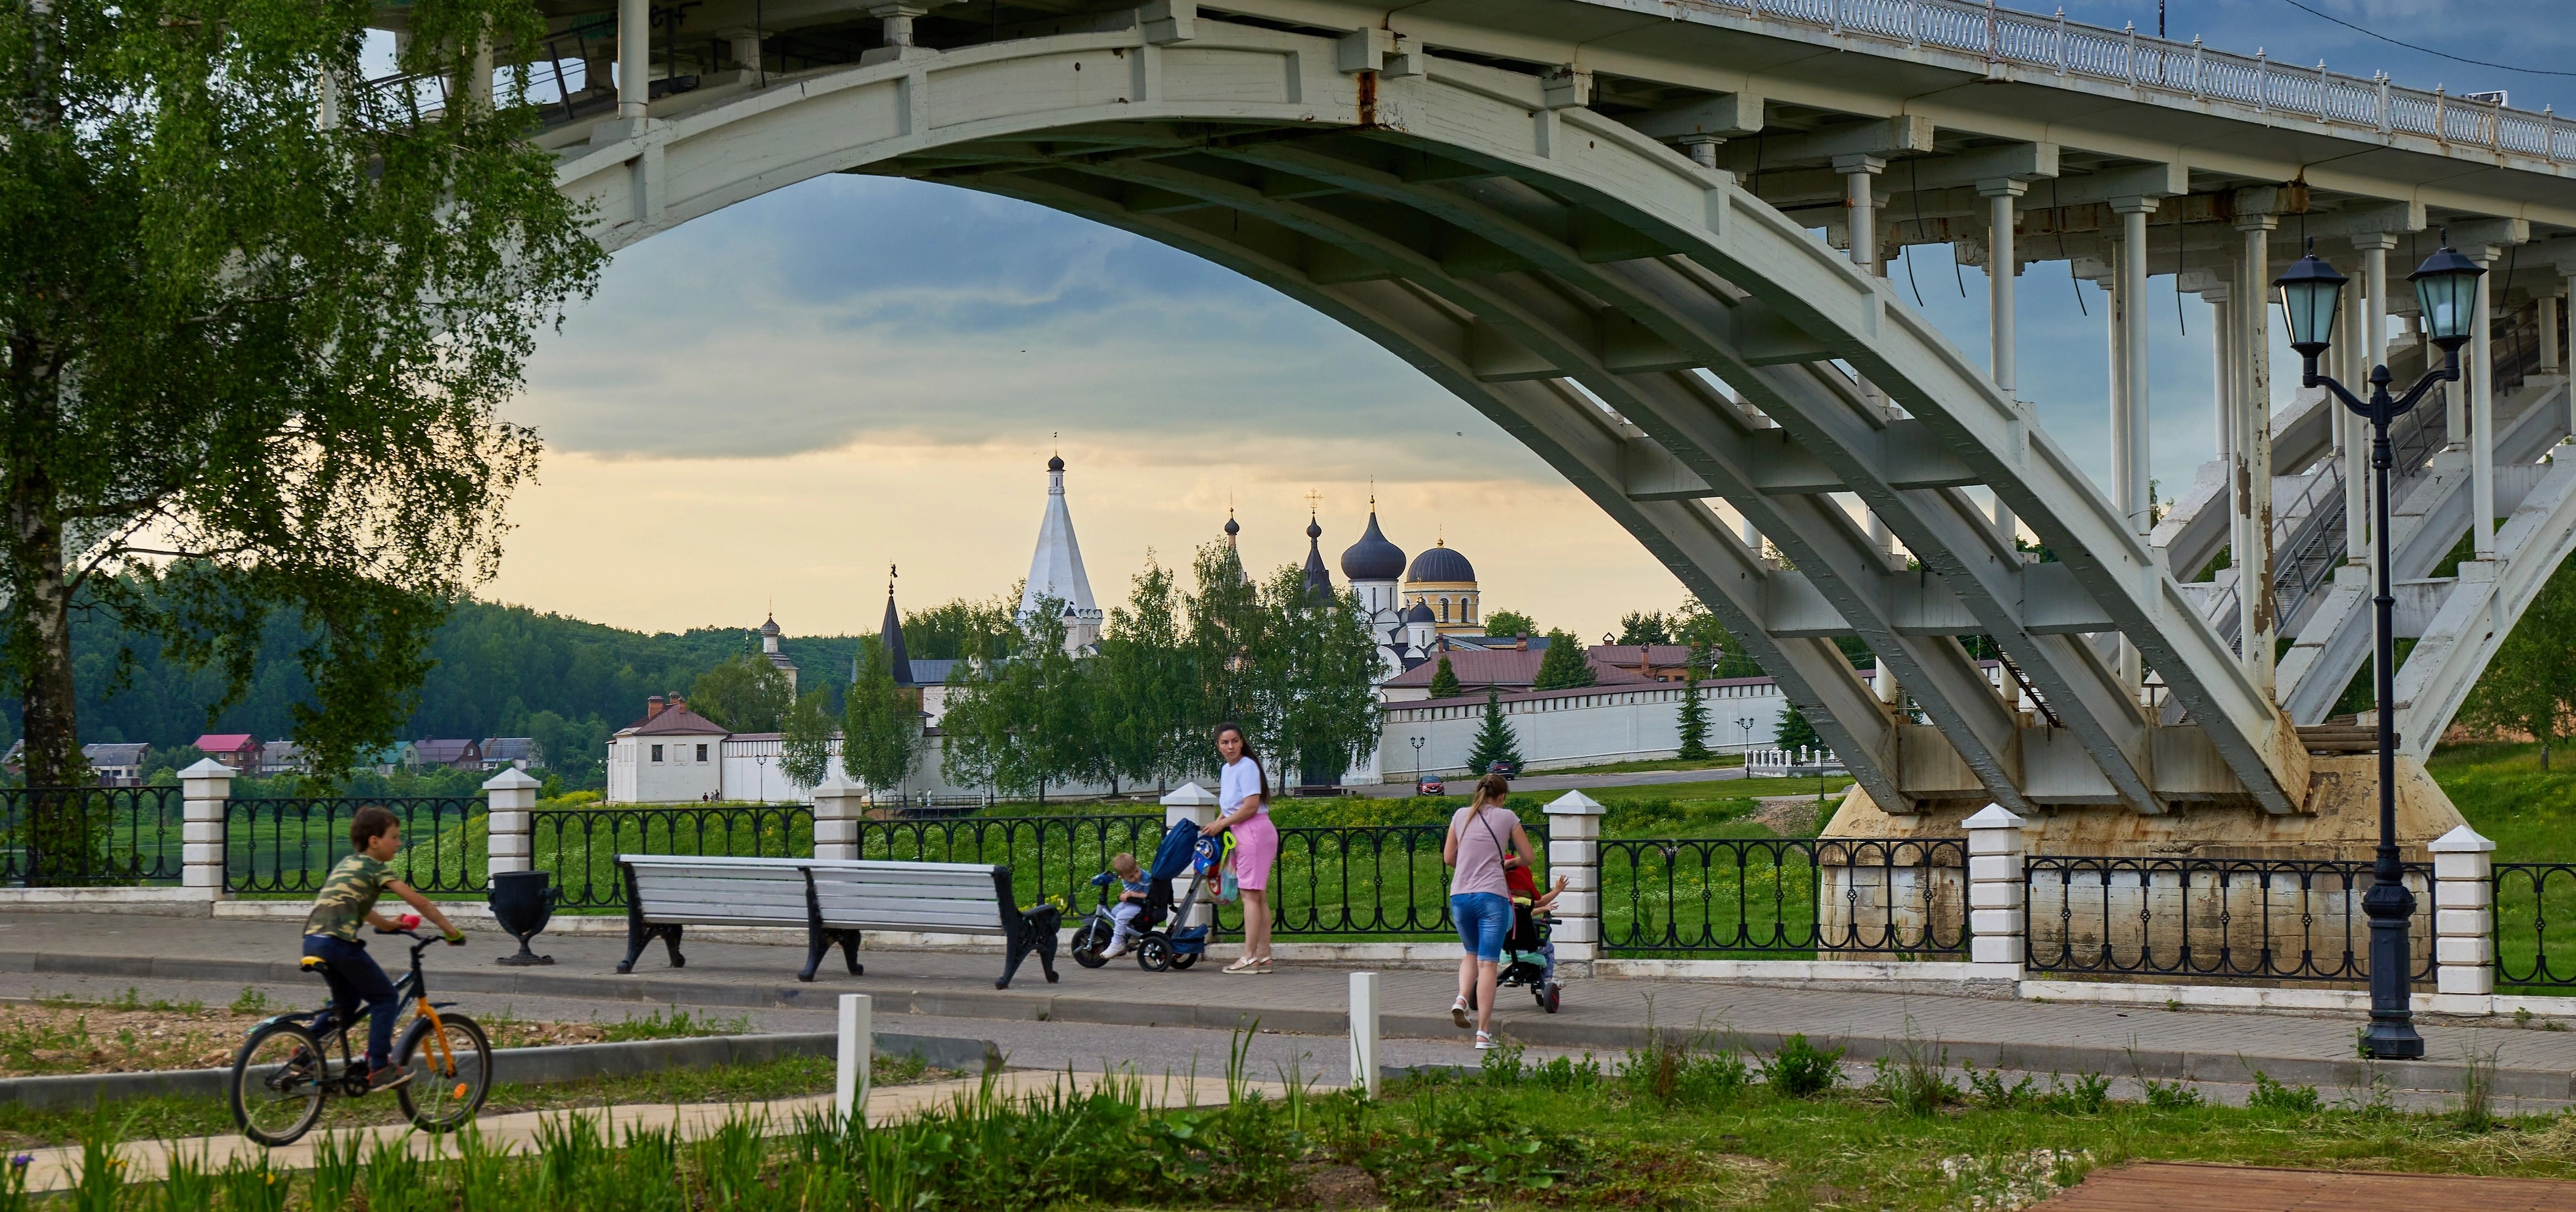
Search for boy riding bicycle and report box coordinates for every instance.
[303,806,465,1091]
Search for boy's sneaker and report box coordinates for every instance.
[366,1065,413,1092]
[1101,939,1130,959]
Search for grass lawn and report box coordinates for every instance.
[1522,755,1746,776]
[0,1052,930,1151]
[35,1038,2575,1210]
[2426,741,2576,992]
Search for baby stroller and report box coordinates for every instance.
[1070,820,1214,972]
[1494,898,1563,1013]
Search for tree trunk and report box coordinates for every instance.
[5,452,99,881]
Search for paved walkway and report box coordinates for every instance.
[6,913,2571,1105]
[18,1069,1283,1193]
[2036,1163,2576,1209]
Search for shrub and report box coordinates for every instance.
[2141,1078,2204,1109]
[2036,1072,2111,1115]
[1760,1035,1844,1098]
[1872,1040,1957,1117]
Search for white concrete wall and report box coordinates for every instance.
[608,732,725,803]
[1377,679,1788,780]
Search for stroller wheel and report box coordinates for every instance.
[1136,934,1173,973]
[1540,982,1561,1014]
[1168,950,1200,971]
[1069,921,1112,969]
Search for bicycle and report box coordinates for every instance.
[228,926,491,1146]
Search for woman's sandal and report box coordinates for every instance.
[1474,1031,1497,1051]
[1450,997,1472,1029]
[1223,956,1260,974]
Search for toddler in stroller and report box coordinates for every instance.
[1070,820,1215,972]
[1494,861,1569,1013]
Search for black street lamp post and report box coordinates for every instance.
[2271,235,2485,1061]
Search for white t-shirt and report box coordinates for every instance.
[1218,755,1267,816]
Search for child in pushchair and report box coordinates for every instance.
[1495,858,1569,1013]
[1070,819,1215,972]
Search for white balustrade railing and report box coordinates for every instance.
[1745,745,1843,774]
[1672,0,2571,164]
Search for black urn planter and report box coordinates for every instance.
[489,870,561,966]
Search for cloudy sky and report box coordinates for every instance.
[484,0,2575,643]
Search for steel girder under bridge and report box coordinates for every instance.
[502,0,2576,820]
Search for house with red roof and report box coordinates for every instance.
[193,734,262,771]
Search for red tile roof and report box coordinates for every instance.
[624,707,731,737]
[1382,648,1652,691]
[195,734,258,751]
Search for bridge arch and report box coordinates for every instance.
[555,17,2308,816]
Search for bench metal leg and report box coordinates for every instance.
[998,908,1061,990]
[617,923,685,974]
[800,928,863,983]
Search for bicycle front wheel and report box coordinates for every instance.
[231,1021,329,1146]
[394,1010,492,1133]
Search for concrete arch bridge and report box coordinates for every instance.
[419,0,2576,855]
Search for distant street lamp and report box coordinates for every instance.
[2271,235,2485,1061]
[1736,716,1757,767]
[1410,735,1426,778]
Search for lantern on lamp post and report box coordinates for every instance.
[2272,234,2483,1061]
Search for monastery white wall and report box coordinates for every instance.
[1375,678,1789,781]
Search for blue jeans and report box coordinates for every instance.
[304,935,400,1069]
[1450,893,1513,963]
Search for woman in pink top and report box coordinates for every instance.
[1443,772,1535,1049]
[1208,722,1277,974]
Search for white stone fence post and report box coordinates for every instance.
[2430,824,2496,1012]
[1544,791,1605,975]
[1964,804,2029,982]
[483,767,540,877]
[179,758,235,898]
[812,774,867,862]
[1163,783,1218,930]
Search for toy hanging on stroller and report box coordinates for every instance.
[1070,820,1218,971]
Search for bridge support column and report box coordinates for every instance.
[1980,180,2028,549]
[616,0,647,121]
[2205,286,2234,462]
[2470,244,2500,561]
[2111,198,2157,544]
[1839,154,1898,566]
[2234,216,2279,697]
[2541,286,2561,374]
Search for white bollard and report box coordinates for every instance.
[836,993,872,1123]
[1348,971,1381,1099]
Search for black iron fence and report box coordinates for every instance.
[1599,837,1969,957]
[2024,856,2436,983]
[854,814,1170,920]
[0,787,185,886]
[2492,862,2576,989]
[225,797,484,896]
[536,804,816,908]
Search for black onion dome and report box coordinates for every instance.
[1223,515,1239,536]
[1339,511,1408,581]
[1302,520,1333,600]
[1406,543,1476,584]
[1047,454,1065,472]
[1404,599,1437,624]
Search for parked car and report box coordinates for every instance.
[1415,776,1446,796]
[1487,760,1519,778]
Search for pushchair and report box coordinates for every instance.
[1069,820,1215,972]
[1494,898,1563,1013]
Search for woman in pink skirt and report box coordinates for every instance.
[1210,722,1277,974]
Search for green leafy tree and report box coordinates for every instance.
[1484,610,1538,638]
[940,603,1084,801]
[1428,654,1462,700]
[523,711,609,791]
[2462,555,2576,769]
[900,595,1019,663]
[1617,611,1674,645]
[842,636,924,799]
[1097,558,1198,792]
[778,687,837,791]
[1675,650,1712,760]
[1465,687,1523,775]
[1185,542,1264,747]
[0,0,601,808]
[687,653,793,734]
[1251,567,1382,788]
[1532,630,1597,691]
[1774,701,1822,751]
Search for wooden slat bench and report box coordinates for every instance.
[612,856,1061,989]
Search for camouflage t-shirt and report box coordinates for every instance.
[303,854,393,943]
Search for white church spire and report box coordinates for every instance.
[1019,452,1102,649]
